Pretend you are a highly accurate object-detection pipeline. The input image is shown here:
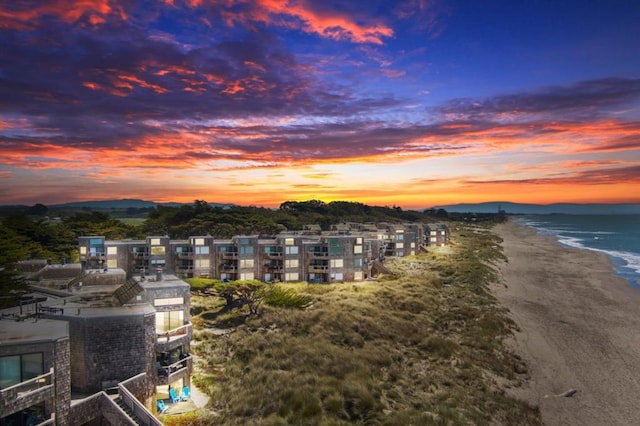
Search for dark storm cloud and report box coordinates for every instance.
[437,78,640,119]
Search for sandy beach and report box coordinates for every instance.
[494,219,640,425]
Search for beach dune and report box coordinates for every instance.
[494,219,640,426]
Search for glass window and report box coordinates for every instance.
[332,273,344,280]
[150,238,161,245]
[285,238,294,246]
[22,353,43,381]
[154,297,184,306]
[285,246,298,255]
[285,272,299,281]
[195,259,210,268]
[396,233,404,241]
[0,356,20,388]
[239,246,254,255]
[285,259,299,268]
[238,238,249,245]
[195,246,209,255]
[354,245,363,254]
[107,259,118,268]
[194,238,205,246]
[354,258,363,267]
[156,310,184,332]
[79,246,87,255]
[330,259,344,268]
[354,271,363,281]
[89,238,103,246]
[107,246,118,255]
[240,259,254,268]
[151,246,165,255]
[240,272,254,280]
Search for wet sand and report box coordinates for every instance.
[494,219,640,426]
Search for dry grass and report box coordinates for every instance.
[184,222,540,425]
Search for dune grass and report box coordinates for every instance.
[185,222,540,425]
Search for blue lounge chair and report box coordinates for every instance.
[157,399,168,413]
[180,386,190,401]
[169,387,180,404]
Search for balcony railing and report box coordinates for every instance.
[157,356,193,386]
[309,265,329,272]
[177,252,193,259]
[156,323,192,352]
[309,251,329,257]
[221,251,238,258]
[265,251,283,258]
[221,263,238,271]
[0,368,54,412]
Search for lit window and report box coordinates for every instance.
[107,246,117,255]
[285,259,299,268]
[330,259,344,268]
[195,259,210,268]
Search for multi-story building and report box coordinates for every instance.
[79,222,450,283]
[1,262,193,425]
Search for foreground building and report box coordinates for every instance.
[0,264,193,425]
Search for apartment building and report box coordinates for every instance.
[1,263,193,425]
[79,222,449,283]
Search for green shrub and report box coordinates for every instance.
[264,285,313,309]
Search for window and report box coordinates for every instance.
[151,246,165,255]
[150,238,161,245]
[285,246,298,255]
[356,237,363,244]
[195,259,210,268]
[285,238,294,246]
[107,259,117,268]
[331,273,344,281]
[354,271,363,281]
[194,238,205,246]
[285,259,298,268]
[329,239,343,255]
[353,245,363,254]
[240,272,254,280]
[354,258,363,267]
[396,233,404,241]
[239,246,254,255]
[264,273,272,282]
[154,297,184,306]
[107,246,117,255]
[430,231,437,236]
[151,259,166,266]
[156,310,184,332]
[238,238,249,245]
[0,353,43,388]
[330,259,344,268]
[411,242,416,248]
[240,259,254,268]
[285,272,299,281]
[397,251,404,257]
[79,246,87,255]
[89,238,103,246]
[195,246,209,255]
[431,237,437,242]
[396,243,404,249]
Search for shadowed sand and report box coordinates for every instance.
[494,219,640,425]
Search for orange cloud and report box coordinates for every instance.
[0,0,127,30]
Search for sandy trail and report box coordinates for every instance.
[494,219,640,426]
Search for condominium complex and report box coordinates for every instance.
[79,222,450,282]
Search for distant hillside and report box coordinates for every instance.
[430,202,640,215]
[50,199,182,209]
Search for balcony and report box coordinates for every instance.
[0,368,54,414]
[156,323,192,353]
[221,251,238,259]
[133,252,149,259]
[308,250,329,257]
[156,356,193,386]
[265,251,283,258]
[221,263,238,271]
[175,264,194,272]
[177,251,193,259]
[309,265,329,272]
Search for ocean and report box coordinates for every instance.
[516,215,640,289]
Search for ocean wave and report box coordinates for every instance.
[556,235,640,274]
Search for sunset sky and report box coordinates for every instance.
[1,0,639,209]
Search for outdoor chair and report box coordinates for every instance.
[157,399,168,414]
[180,386,190,401]
[169,387,180,404]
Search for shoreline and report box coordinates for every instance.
[494,219,640,425]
